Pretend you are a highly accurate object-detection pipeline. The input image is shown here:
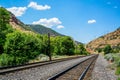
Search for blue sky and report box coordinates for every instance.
[0,0,120,43]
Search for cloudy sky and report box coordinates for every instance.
[0,0,120,43]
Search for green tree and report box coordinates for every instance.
[79,44,85,55]
[112,44,120,53]
[60,36,75,55]
[51,36,62,55]
[77,44,89,55]
[103,45,112,54]
[4,31,43,65]
[41,34,49,55]
[96,48,103,53]
[0,7,10,27]
[0,7,13,54]
[50,36,75,55]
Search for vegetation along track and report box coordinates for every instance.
[48,54,98,80]
[0,55,87,75]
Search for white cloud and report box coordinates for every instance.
[57,25,64,29]
[32,17,62,28]
[88,19,96,24]
[7,7,27,17]
[28,1,51,10]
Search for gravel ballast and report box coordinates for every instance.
[0,56,92,80]
[92,54,117,80]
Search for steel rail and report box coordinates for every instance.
[0,55,87,74]
[78,54,98,80]
[47,54,97,80]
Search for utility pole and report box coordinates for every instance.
[48,33,52,61]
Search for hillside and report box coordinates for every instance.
[27,24,63,36]
[9,11,63,36]
[9,11,32,31]
[87,27,120,52]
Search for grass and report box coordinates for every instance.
[104,53,120,78]
[29,54,82,63]
[52,55,81,60]
[29,54,49,63]
[117,77,120,80]
[115,67,120,75]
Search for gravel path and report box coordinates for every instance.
[92,54,117,80]
[0,56,92,80]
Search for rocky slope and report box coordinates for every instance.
[87,27,120,52]
[9,12,32,31]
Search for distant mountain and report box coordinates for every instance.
[7,9,63,36]
[87,27,120,52]
[4,7,62,36]
[75,41,83,45]
[27,24,63,36]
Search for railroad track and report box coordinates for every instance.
[48,54,98,80]
[0,55,87,75]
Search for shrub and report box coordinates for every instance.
[0,54,14,66]
[0,7,13,54]
[0,54,28,66]
[117,77,120,80]
[4,31,43,65]
[103,45,112,54]
[75,44,89,55]
[104,53,114,61]
[114,54,120,67]
[50,36,75,55]
[115,67,120,75]
[104,53,120,66]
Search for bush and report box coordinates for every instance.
[104,53,114,61]
[117,77,120,80]
[60,36,75,55]
[104,53,120,76]
[75,44,89,55]
[50,36,75,55]
[104,53,120,66]
[0,54,28,66]
[4,31,43,65]
[103,45,112,54]
[14,57,28,65]
[0,7,13,54]
[0,54,14,66]
[114,54,120,67]
[115,67,120,75]
[95,48,103,53]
